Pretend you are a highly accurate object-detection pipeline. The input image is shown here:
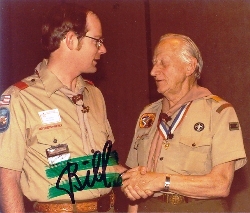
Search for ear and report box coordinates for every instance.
[186,58,198,76]
[64,31,78,50]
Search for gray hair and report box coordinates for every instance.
[159,33,203,79]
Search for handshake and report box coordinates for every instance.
[119,166,165,201]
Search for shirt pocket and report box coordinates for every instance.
[179,136,212,174]
[29,128,72,158]
[134,133,150,150]
[36,128,71,145]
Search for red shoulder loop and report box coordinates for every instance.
[14,81,29,90]
[84,79,94,86]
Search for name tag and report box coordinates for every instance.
[38,109,61,125]
[46,144,70,165]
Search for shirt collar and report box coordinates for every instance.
[35,59,88,97]
[166,85,212,116]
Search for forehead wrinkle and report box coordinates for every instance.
[154,38,184,63]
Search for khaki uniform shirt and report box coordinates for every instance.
[126,95,247,175]
[0,62,115,202]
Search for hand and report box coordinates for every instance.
[121,166,157,201]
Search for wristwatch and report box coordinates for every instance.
[164,175,171,192]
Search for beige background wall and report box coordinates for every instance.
[0,0,249,212]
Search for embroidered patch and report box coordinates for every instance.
[229,122,239,131]
[139,113,156,128]
[194,122,205,132]
[0,95,11,106]
[0,107,10,133]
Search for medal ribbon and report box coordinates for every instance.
[158,101,192,140]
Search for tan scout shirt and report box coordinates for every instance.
[0,62,116,202]
[126,95,247,175]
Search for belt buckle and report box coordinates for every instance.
[169,194,185,205]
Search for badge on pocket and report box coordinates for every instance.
[46,144,70,165]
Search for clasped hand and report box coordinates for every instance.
[121,166,160,201]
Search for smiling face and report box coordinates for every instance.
[75,13,106,74]
[150,38,192,98]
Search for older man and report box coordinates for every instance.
[122,34,247,212]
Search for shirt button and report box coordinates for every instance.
[192,143,196,147]
[160,157,164,161]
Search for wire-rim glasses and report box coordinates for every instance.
[85,35,104,49]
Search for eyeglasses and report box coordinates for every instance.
[85,35,104,49]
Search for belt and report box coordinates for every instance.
[154,193,198,205]
[33,191,115,213]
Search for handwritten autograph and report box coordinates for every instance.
[46,140,121,204]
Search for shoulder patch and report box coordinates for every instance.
[229,122,239,131]
[216,103,232,113]
[0,95,11,106]
[14,81,29,90]
[0,107,10,133]
[139,113,156,128]
[84,79,94,86]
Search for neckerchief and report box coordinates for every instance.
[60,87,96,155]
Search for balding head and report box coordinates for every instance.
[158,34,203,79]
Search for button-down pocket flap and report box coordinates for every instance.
[179,136,211,148]
[36,128,71,146]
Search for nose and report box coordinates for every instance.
[99,44,107,54]
[150,65,158,77]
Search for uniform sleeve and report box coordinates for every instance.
[211,104,247,170]
[0,87,27,171]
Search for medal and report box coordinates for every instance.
[158,102,192,150]
[163,140,170,150]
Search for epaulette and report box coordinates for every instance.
[84,79,94,86]
[207,95,233,113]
[210,95,223,102]
[14,81,29,90]
[13,76,37,91]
